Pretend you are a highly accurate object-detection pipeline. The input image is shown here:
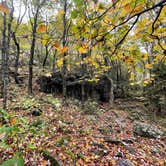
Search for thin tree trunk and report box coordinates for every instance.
[28,0,46,94]
[28,9,39,95]
[81,53,86,102]
[62,0,67,102]
[1,13,7,109]
[52,50,57,73]
[1,0,14,109]
[42,45,49,68]
[12,32,20,84]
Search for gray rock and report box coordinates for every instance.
[88,115,97,121]
[98,125,113,134]
[127,109,147,121]
[151,147,161,154]
[133,122,163,138]
[125,146,136,154]
[118,159,135,166]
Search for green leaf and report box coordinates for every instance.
[136,67,144,73]
[0,142,11,149]
[0,126,12,134]
[0,109,8,116]
[27,143,36,150]
[71,10,79,19]
[1,155,24,166]
[73,0,84,7]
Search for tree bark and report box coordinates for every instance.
[28,0,46,95]
[12,32,20,84]
[52,50,57,73]
[1,13,7,109]
[28,8,39,95]
[42,45,49,68]
[1,0,14,109]
[62,0,67,102]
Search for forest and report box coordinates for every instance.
[0,0,166,165]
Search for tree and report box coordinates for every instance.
[0,0,14,109]
[11,0,27,84]
[27,0,46,95]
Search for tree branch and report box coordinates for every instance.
[94,0,166,47]
[112,15,140,55]
[151,5,164,34]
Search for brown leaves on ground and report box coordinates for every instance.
[0,86,166,166]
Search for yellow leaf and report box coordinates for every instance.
[95,54,102,61]
[130,82,135,86]
[153,54,163,63]
[129,72,135,81]
[145,63,153,69]
[133,4,143,13]
[141,54,148,61]
[104,15,111,24]
[121,8,128,17]
[58,9,64,15]
[0,4,9,14]
[42,39,49,45]
[143,80,150,86]
[45,72,51,77]
[37,25,47,33]
[136,67,144,73]
[57,59,63,68]
[75,62,80,66]
[78,47,88,54]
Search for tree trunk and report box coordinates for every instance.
[28,9,39,95]
[42,45,49,68]
[62,0,67,102]
[1,13,7,109]
[12,32,20,84]
[28,0,46,94]
[1,0,13,109]
[52,50,57,73]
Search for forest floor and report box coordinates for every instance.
[0,80,166,166]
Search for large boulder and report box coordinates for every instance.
[37,73,114,103]
[133,122,164,138]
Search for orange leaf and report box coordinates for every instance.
[0,4,9,14]
[40,160,49,166]
[53,42,60,50]
[9,118,16,125]
[61,46,68,53]
[124,56,129,63]
[37,25,47,33]
[124,3,132,12]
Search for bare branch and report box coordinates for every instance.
[112,15,140,55]
[151,5,164,34]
